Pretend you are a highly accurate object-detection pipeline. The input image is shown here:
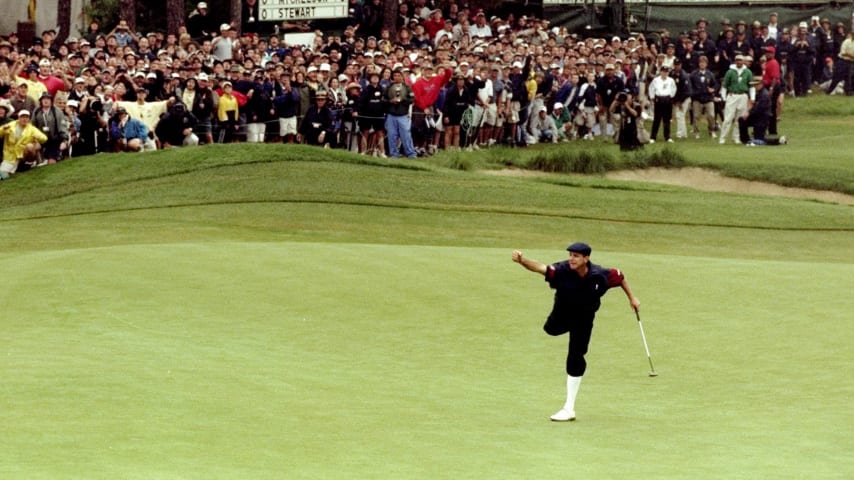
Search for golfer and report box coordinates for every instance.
[512,243,640,421]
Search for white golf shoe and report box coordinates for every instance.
[550,409,576,422]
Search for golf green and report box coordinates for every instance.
[2,242,851,479]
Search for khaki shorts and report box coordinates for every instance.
[509,101,521,123]
[279,117,298,136]
[483,104,498,126]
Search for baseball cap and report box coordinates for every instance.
[17,109,30,117]
[197,72,209,81]
[39,58,51,66]
[539,105,547,112]
[198,1,207,8]
[74,76,85,83]
[553,102,564,109]
[220,23,231,31]
[567,242,592,256]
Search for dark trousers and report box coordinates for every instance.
[792,62,812,96]
[769,86,781,135]
[651,99,673,141]
[544,314,594,377]
[738,114,770,143]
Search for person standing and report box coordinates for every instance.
[511,243,641,422]
[690,55,718,139]
[383,68,417,158]
[761,46,781,135]
[670,59,693,140]
[648,65,676,143]
[718,54,754,145]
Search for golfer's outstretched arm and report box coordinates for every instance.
[620,278,641,312]
[512,250,547,275]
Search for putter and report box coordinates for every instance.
[635,310,658,377]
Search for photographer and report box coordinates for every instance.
[611,89,643,151]
[74,94,109,157]
[155,101,199,148]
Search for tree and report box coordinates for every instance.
[166,0,185,34]
[120,0,136,31]
[382,0,397,38]
[57,0,72,44]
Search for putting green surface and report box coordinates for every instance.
[3,242,851,479]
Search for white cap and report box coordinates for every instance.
[18,109,30,116]
[307,66,318,73]
[39,58,51,66]
[553,102,564,110]
[319,63,330,71]
[74,77,85,83]
[198,1,207,8]
[539,105,547,112]
[220,23,231,31]
[67,99,79,108]
[146,72,157,79]
[512,61,523,69]
[0,101,13,115]
[197,72,208,81]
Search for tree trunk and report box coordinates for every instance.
[120,0,136,32]
[231,0,241,33]
[56,0,72,44]
[166,0,185,35]
[382,0,398,39]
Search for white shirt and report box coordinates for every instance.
[649,75,677,100]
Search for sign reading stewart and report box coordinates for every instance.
[259,0,348,21]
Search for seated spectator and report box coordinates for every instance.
[528,105,558,143]
[111,107,156,152]
[155,101,199,148]
[0,110,47,180]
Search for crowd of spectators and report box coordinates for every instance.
[2,2,854,179]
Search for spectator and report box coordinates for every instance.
[74,93,110,157]
[358,70,386,156]
[739,78,784,146]
[273,71,301,144]
[528,104,558,143]
[111,107,156,152]
[212,24,237,61]
[9,82,37,116]
[155,101,199,147]
[719,54,753,145]
[187,2,217,41]
[670,59,692,139]
[188,73,218,145]
[216,80,241,142]
[299,88,334,146]
[383,68,417,158]
[648,64,676,143]
[690,55,718,139]
[31,92,69,164]
[0,110,47,179]
[442,73,471,151]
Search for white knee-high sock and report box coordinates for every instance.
[564,375,582,413]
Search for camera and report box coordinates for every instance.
[616,92,628,103]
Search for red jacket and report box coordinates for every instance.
[412,67,452,111]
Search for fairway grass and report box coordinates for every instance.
[2,242,851,479]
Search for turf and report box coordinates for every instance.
[2,243,851,479]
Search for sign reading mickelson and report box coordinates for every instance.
[259,0,348,21]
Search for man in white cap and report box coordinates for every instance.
[187,2,217,40]
[212,23,237,61]
[718,54,754,144]
[0,109,48,179]
[527,104,558,143]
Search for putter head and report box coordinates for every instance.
[649,371,658,377]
